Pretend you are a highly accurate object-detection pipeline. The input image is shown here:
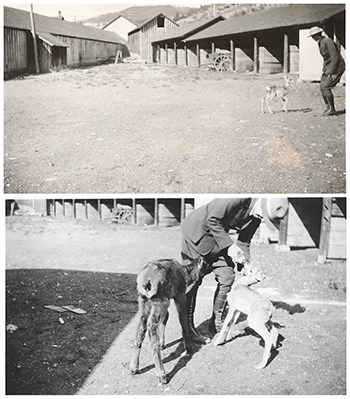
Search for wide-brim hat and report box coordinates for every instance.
[308,26,324,37]
[261,198,289,231]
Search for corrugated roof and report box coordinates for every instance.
[152,16,225,43]
[4,6,126,44]
[185,4,345,42]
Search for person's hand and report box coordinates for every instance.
[227,244,246,264]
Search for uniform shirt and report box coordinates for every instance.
[181,198,261,262]
[318,36,345,75]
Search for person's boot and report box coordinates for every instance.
[186,284,210,344]
[323,94,337,116]
[322,96,331,115]
[209,286,227,333]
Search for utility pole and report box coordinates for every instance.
[30,4,40,74]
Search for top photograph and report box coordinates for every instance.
[3,3,345,194]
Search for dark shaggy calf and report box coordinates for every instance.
[129,258,205,384]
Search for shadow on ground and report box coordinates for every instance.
[6,269,138,395]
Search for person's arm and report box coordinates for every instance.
[236,217,261,262]
[206,198,248,252]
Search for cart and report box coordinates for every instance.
[204,50,232,72]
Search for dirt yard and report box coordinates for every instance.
[6,216,346,395]
[4,63,346,194]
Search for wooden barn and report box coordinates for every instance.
[7,197,346,263]
[152,16,225,66]
[128,12,178,62]
[4,6,129,79]
[164,4,344,77]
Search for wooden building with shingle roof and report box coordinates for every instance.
[151,4,345,77]
[4,6,129,78]
[152,16,225,66]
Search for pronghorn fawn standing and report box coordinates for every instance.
[261,74,293,114]
[129,257,205,384]
[213,266,278,370]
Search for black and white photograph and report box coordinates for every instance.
[3,3,345,193]
[3,2,347,397]
[5,196,346,394]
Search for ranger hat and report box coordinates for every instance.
[261,198,289,231]
[308,26,324,37]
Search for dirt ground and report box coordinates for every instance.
[4,63,346,194]
[6,216,346,395]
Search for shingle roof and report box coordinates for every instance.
[4,6,126,44]
[152,16,225,43]
[185,4,345,42]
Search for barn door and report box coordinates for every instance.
[299,28,322,81]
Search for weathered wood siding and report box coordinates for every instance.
[4,27,29,77]
[4,27,129,77]
[56,35,127,67]
[129,16,177,62]
[128,30,141,55]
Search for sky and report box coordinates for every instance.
[5,2,204,21]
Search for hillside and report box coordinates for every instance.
[81,4,284,28]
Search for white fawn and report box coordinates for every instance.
[213,266,278,369]
[261,74,293,114]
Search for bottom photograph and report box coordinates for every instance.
[5,196,346,395]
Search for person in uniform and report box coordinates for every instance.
[309,26,345,116]
[181,197,289,343]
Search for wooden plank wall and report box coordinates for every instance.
[56,35,124,67]
[4,28,28,77]
[141,17,177,62]
[129,17,177,61]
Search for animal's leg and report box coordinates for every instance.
[130,297,150,375]
[174,292,194,354]
[247,314,273,369]
[159,310,169,350]
[213,307,239,346]
[266,99,274,115]
[148,300,169,384]
[270,324,278,348]
[282,96,288,112]
[225,309,241,340]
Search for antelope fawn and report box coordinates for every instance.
[261,74,293,114]
[213,266,278,369]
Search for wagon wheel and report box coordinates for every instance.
[214,55,231,72]
[117,210,132,224]
[114,209,133,224]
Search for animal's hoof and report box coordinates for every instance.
[158,375,168,385]
[254,363,265,370]
[130,368,138,375]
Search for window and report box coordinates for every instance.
[157,15,165,28]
